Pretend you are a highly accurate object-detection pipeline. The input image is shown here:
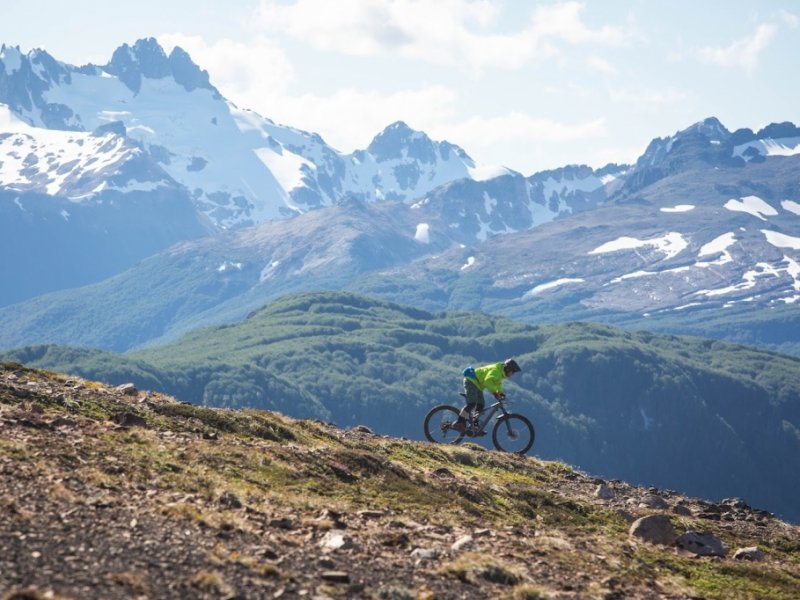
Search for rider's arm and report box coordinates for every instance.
[482,364,505,396]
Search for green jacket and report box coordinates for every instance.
[466,363,507,394]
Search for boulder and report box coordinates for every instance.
[320,531,354,551]
[629,515,677,545]
[639,494,669,509]
[676,531,729,557]
[733,546,765,561]
[410,548,440,560]
[595,484,615,500]
[116,383,138,396]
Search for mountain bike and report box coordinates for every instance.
[423,395,535,454]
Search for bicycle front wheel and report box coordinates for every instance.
[423,405,465,445]
[492,413,535,454]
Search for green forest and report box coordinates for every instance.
[4,291,800,522]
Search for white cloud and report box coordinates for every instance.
[251,0,631,72]
[778,10,799,28]
[608,85,690,110]
[697,23,777,72]
[529,1,629,45]
[442,113,606,147]
[586,55,616,73]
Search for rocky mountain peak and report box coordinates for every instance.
[757,121,800,140]
[104,37,217,96]
[367,120,440,163]
[624,116,744,192]
[0,44,75,129]
[167,45,219,96]
[105,37,171,94]
[680,116,730,142]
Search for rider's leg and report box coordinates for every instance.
[458,379,484,423]
[471,399,487,433]
[458,402,476,422]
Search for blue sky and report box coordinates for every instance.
[2,1,798,174]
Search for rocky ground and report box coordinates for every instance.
[1,361,799,599]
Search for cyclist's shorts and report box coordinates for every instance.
[463,378,484,408]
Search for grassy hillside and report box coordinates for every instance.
[1,362,799,599]
[4,291,800,523]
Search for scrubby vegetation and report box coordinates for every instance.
[1,362,799,599]
[3,291,800,522]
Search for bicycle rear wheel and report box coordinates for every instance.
[492,413,535,454]
[423,405,465,444]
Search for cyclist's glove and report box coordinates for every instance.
[494,392,506,400]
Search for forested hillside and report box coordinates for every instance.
[4,292,800,522]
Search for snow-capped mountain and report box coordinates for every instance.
[622,117,800,194]
[0,38,519,305]
[0,101,214,306]
[410,163,627,244]
[3,115,799,355]
[3,36,800,355]
[0,104,177,198]
[0,39,505,230]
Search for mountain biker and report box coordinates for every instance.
[452,359,521,433]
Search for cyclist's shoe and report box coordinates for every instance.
[471,419,486,436]
[450,420,466,433]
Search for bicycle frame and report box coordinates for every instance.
[466,399,511,436]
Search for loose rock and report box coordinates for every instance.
[451,535,475,552]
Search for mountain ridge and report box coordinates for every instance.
[4,146,798,356]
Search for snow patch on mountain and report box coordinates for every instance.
[524,278,585,298]
[468,164,513,181]
[589,232,688,260]
[679,226,800,305]
[254,146,313,193]
[724,196,778,221]
[694,261,790,299]
[609,270,657,284]
[259,261,281,282]
[782,256,800,303]
[733,137,800,160]
[698,232,736,265]
[217,261,243,272]
[762,230,800,250]
[782,200,800,216]
[0,104,30,132]
[540,173,608,203]
[661,204,695,213]
[414,223,430,244]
